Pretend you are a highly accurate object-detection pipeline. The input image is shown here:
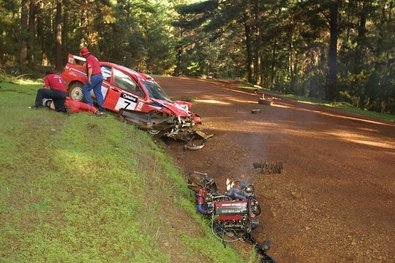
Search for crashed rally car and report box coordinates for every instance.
[61,54,201,139]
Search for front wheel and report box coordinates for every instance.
[69,82,83,101]
[147,129,161,135]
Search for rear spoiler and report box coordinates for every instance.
[67,54,86,64]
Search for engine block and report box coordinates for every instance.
[214,200,248,221]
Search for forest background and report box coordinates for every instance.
[1,0,394,114]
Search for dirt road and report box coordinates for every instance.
[156,76,395,263]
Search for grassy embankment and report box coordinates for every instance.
[0,76,254,263]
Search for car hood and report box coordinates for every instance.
[152,98,191,117]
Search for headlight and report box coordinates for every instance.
[176,103,189,111]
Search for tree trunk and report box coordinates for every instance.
[270,42,277,89]
[243,11,254,84]
[289,38,296,92]
[174,45,184,76]
[354,1,369,74]
[55,0,63,70]
[326,0,339,101]
[62,3,69,63]
[27,0,37,65]
[19,0,29,67]
[35,1,44,65]
[80,0,89,47]
[253,0,262,85]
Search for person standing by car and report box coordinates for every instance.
[80,47,105,113]
[33,71,67,112]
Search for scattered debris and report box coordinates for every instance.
[119,108,213,150]
[253,161,283,174]
[258,98,273,106]
[258,93,278,106]
[187,171,210,192]
[291,191,302,200]
[194,130,214,140]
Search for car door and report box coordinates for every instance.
[100,65,122,111]
[101,65,111,100]
[106,68,143,112]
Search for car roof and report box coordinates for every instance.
[100,62,153,81]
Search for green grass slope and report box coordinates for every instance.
[0,78,251,263]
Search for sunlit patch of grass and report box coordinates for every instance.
[0,111,168,262]
[0,71,41,86]
[328,101,395,122]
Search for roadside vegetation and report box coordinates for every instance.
[249,84,395,123]
[279,94,395,123]
[0,77,252,263]
[2,1,394,115]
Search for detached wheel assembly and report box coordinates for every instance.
[184,138,205,151]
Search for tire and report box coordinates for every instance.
[148,129,161,135]
[184,138,205,151]
[69,82,83,101]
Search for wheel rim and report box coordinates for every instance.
[70,86,83,101]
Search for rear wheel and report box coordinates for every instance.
[69,82,83,101]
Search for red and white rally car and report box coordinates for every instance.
[61,54,201,139]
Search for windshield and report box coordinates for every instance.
[142,80,171,101]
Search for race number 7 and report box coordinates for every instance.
[123,101,131,109]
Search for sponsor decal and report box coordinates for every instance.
[136,102,143,111]
[121,93,138,102]
[220,202,247,207]
[115,92,138,111]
